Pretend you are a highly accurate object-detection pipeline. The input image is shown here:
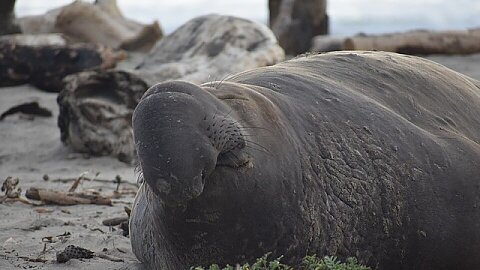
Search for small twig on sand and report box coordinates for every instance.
[102,216,129,226]
[112,188,138,199]
[114,175,122,192]
[68,171,88,192]
[52,176,138,188]
[19,256,48,263]
[96,253,124,262]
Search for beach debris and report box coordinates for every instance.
[102,217,129,227]
[90,227,106,233]
[0,102,52,121]
[34,208,54,214]
[19,256,48,263]
[344,28,480,55]
[102,206,131,236]
[50,174,138,188]
[0,0,21,36]
[119,220,129,237]
[57,14,285,162]
[24,172,135,205]
[1,176,21,198]
[56,245,94,263]
[57,70,147,163]
[96,253,124,262]
[115,175,122,191]
[41,232,71,244]
[311,28,480,55]
[310,35,347,53]
[17,0,162,52]
[269,0,328,55]
[25,187,112,206]
[0,35,126,92]
[68,171,90,192]
[0,33,66,46]
[56,245,124,263]
[0,177,40,205]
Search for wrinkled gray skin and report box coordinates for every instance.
[130,51,480,270]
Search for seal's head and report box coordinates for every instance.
[132,81,247,206]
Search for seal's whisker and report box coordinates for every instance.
[223,151,239,167]
[244,144,273,157]
[224,118,273,133]
[238,126,273,133]
[214,73,234,89]
[219,107,235,120]
[241,140,272,156]
[217,115,274,134]
[211,106,221,122]
[241,134,274,139]
[243,138,270,152]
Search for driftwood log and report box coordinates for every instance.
[0,101,52,120]
[310,35,347,52]
[17,0,162,52]
[343,28,480,55]
[57,70,147,162]
[0,34,125,92]
[0,0,21,35]
[269,0,328,55]
[25,187,112,206]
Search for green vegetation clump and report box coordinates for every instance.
[191,253,371,270]
[302,255,371,270]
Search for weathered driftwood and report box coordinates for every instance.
[0,33,66,46]
[58,70,147,162]
[0,102,52,120]
[310,35,347,52]
[57,15,285,162]
[25,187,112,206]
[344,28,480,55]
[0,0,21,35]
[0,35,125,92]
[17,0,162,52]
[102,216,128,226]
[269,0,328,55]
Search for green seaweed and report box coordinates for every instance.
[191,253,371,270]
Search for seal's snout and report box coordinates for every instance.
[132,81,221,206]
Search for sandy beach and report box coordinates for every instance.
[1,52,480,270]
[0,81,139,268]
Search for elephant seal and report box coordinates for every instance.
[130,51,480,270]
